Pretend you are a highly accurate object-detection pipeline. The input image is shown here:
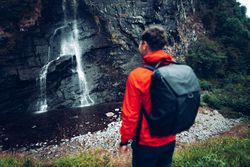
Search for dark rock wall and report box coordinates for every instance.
[0,0,204,113]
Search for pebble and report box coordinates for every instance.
[177,111,246,143]
[32,125,37,129]
[19,147,27,152]
[106,112,115,117]
[70,109,247,150]
[30,149,38,153]
[22,108,248,159]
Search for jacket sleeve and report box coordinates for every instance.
[120,73,142,143]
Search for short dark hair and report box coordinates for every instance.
[141,25,167,51]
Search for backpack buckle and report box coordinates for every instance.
[187,93,194,98]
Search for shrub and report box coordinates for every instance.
[201,74,250,115]
[199,80,213,91]
[203,91,223,109]
[186,36,227,79]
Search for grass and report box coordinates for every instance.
[173,135,250,167]
[0,149,132,167]
[52,149,121,167]
[0,156,43,167]
[0,130,249,167]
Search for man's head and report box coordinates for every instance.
[138,25,167,56]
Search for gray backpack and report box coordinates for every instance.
[136,60,200,139]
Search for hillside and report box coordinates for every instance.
[0,1,249,166]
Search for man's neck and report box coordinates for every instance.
[143,49,154,57]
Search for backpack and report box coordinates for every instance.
[136,60,200,138]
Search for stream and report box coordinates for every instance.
[0,102,121,151]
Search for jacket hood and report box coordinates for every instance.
[143,50,172,65]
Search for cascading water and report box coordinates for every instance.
[36,0,94,113]
[36,26,67,114]
[61,0,94,106]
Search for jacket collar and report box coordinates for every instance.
[143,50,172,65]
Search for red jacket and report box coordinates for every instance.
[120,50,176,147]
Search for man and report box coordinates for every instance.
[119,25,176,167]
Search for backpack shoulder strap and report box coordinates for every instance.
[135,108,143,144]
[135,106,149,144]
[143,65,155,71]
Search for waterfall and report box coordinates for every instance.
[36,0,94,113]
[177,0,187,20]
[61,0,94,106]
[37,62,50,114]
[36,26,66,114]
[190,0,195,13]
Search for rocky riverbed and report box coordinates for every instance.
[12,107,247,160]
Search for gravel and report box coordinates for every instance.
[24,108,248,160]
[177,110,246,143]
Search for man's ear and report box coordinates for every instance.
[142,41,148,50]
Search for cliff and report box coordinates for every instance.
[0,0,204,113]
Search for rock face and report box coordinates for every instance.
[0,0,204,113]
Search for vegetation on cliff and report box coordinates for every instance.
[187,0,250,115]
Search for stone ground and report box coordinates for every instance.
[1,107,249,161]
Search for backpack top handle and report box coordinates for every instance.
[144,59,179,71]
[155,59,179,69]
